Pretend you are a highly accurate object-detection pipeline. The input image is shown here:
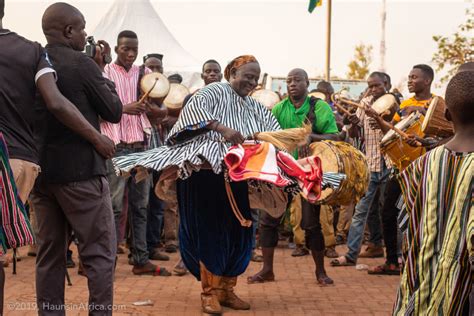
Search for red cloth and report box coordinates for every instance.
[225,142,323,203]
[276,151,322,203]
[224,142,291,187]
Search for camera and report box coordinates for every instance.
[85,36,97,58]
[85,36,112,64]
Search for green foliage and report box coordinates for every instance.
[432,5,474,82]
[347,43,373,80]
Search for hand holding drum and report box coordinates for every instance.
[139,72,170,106]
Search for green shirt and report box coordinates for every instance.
[271,96,338,158]
[272,96,338,134]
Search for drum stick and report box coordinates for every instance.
[138,78,159,104]
[335,93,423,147]
[339,98,367,110]
[331,93,367,111]
[385,122,423,146]
[359,88,370,102]
[333,103,352,116]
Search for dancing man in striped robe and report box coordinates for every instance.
[114,55,280,314]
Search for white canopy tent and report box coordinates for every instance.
[92,0,202,88]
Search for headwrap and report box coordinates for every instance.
[224,55,258,81]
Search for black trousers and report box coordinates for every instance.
[258,211,282,248]
[259,198,324,252]
[32,176,116,316]
[381,176,402,264]
[301,201,324,252]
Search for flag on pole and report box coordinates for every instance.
[308,0,322,13]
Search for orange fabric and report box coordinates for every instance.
[224,142,291,187]
[393,94,435,122]
[224,55,258,81]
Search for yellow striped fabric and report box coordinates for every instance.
[394,146,473,315]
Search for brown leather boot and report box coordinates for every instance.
[218,276,250,310]
[200,263,222,315]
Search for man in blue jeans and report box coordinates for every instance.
[330,72,394,266]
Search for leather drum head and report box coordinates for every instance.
[309,142,339,173]
[250,89,281,110]
[163,83,190,109]
[309,142,339,202]
[371,94,398,117]
[381,129,397,144]
[309,91,327,101]
[141,72,170,99]
[381,112,420,144]
[422,97,438,131]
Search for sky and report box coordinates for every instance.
[3,0,471,96]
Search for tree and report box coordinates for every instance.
[347,43,373,80]
[432,5,474,82]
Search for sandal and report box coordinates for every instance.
[247,272,275,284]
[368,263,400,275]
[330,256,355,267]
[316,273,334,286]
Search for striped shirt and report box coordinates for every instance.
[393,146,473,315]
[100,63,152,144]
[113,82,280,179]
[356,97,391,172]
[0,133,35,255]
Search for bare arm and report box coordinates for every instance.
[347,113,362,138]
[365,107,392,134]
[145,100,168,121]
[370,115,392,134]
[37,72,115,159]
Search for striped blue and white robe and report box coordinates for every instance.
[113,82,281,177]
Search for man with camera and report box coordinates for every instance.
[30,3,122,314]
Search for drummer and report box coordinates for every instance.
[102,30,170,276]
[182,59,223,107]
[314,80,344,130]
[393,64,435,123]
[362,88,406,275]
[331,72,392,267]
[248,68,339,286]
[168,73,183,84]
[363,68,433,275]
[404,63,474,148]
[142,53,174,263]
[143,53,163,74]
[407,62,474,149]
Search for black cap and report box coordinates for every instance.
[168,73,183,84]
[143,53,164,64]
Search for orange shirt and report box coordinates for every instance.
[393,94,435,123]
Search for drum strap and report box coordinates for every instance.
[137,65,146,102]
[297,96,320,158]
[306,96,321,128]
[225,181,252,227]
